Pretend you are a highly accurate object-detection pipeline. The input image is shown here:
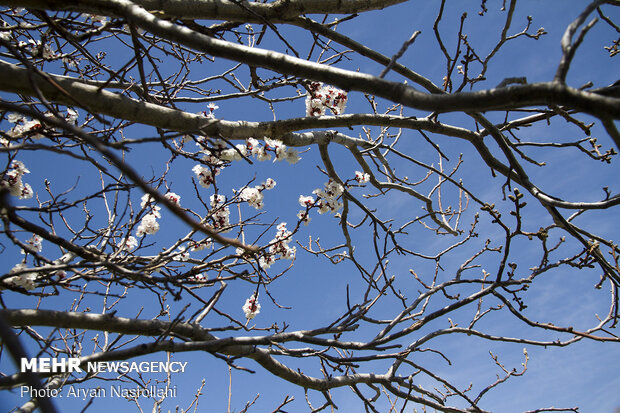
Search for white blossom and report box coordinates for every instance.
[311,180,344,214]
[140,193,154,209]
[200,103,219,119]
[239,186,264,209]
[297,210,311,225]
[136,212,160,236]
[219,147,243,161]
[164,192,181,206]
[259,255,275,269]
[173,246,190,262]
[2,160,33,199]
[246,138,260,155]
[256,146,271,161]
[263,178,276,190]
[210,194,231,232]
[118,236,138,250]
[21,234,43,254]
[66,108,78,125]
[193,164,216,188]
[242,293,261,320]
[298,195,315,207]
[5,263,37,290]
[192,273,208,282]
[7,113,23,123]
[305,82,347,117]
[19,183,33,199]
[284,148,301,164]
[260,222,296,269]
[354,171,371,184]
[190,238,212,251]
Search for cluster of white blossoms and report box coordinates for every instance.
[192,163,221,189]
[174,238,214,263]
[21,234,43,255]
[4,110,78,143]
[296,180,344,224]
[242,292,261,320]
[200,103,219,119]
[312,179,345,214]
[297,195,315,225]
[164,192,181,206]
[136,192,181,237]
[173,246,191,262]
[4,263,37,290]
[354,171,371,184]
[65,108,79,125]
[259,222,296,269]
[82,13,108,25]
[296,172,371,225]
[1,160,33,199]
[136,194,161,236]
[136,213,159,237]
[238,178,276,210]
[189,238,213,251]
[190,272,209,282]
[210,194,231,232]
[5,113,43,139]
[20,38,56,60]
[305,82,348,117]
[117,236,138,251]
[219,138,300,164]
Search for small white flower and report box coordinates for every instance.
[41,43,55,60]
[201,103,219,118]
[1,161,33,200]
[256,146,271,161]
[7,113,23,123]
[174,247,190,262]
[140,193,154,209]
[219,148,242,161]
[298,195,315,207]
[5,263,37,290]
[118,236,138,250]
[354,171,371,184]
[193,273,208,282]
[263,178,276,190]
[285,148,301,164]
[305,82,347,117]
[89,14,108,24]
[193,165,215,188]
[210,194,230,232]
[164,192,181,206]
[210,194,226,206]
[21,234,43,254]
[239,186,264,210]
[297,210,311,225]
[242,293,261,320]
[259,254,275,269]
[19,183,33,199]
[136,213,160,236]
[66,108,78,125]
[190,238,212,251]
[246,138,260,154]
[281,245,296,260]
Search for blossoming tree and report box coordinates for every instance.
[1,0,619,412]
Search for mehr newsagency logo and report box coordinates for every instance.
[20,357,184,399]
[21,357,187,374]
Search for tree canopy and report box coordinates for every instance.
[1,1,619,412]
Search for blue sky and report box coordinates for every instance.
[1,1,620,412]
